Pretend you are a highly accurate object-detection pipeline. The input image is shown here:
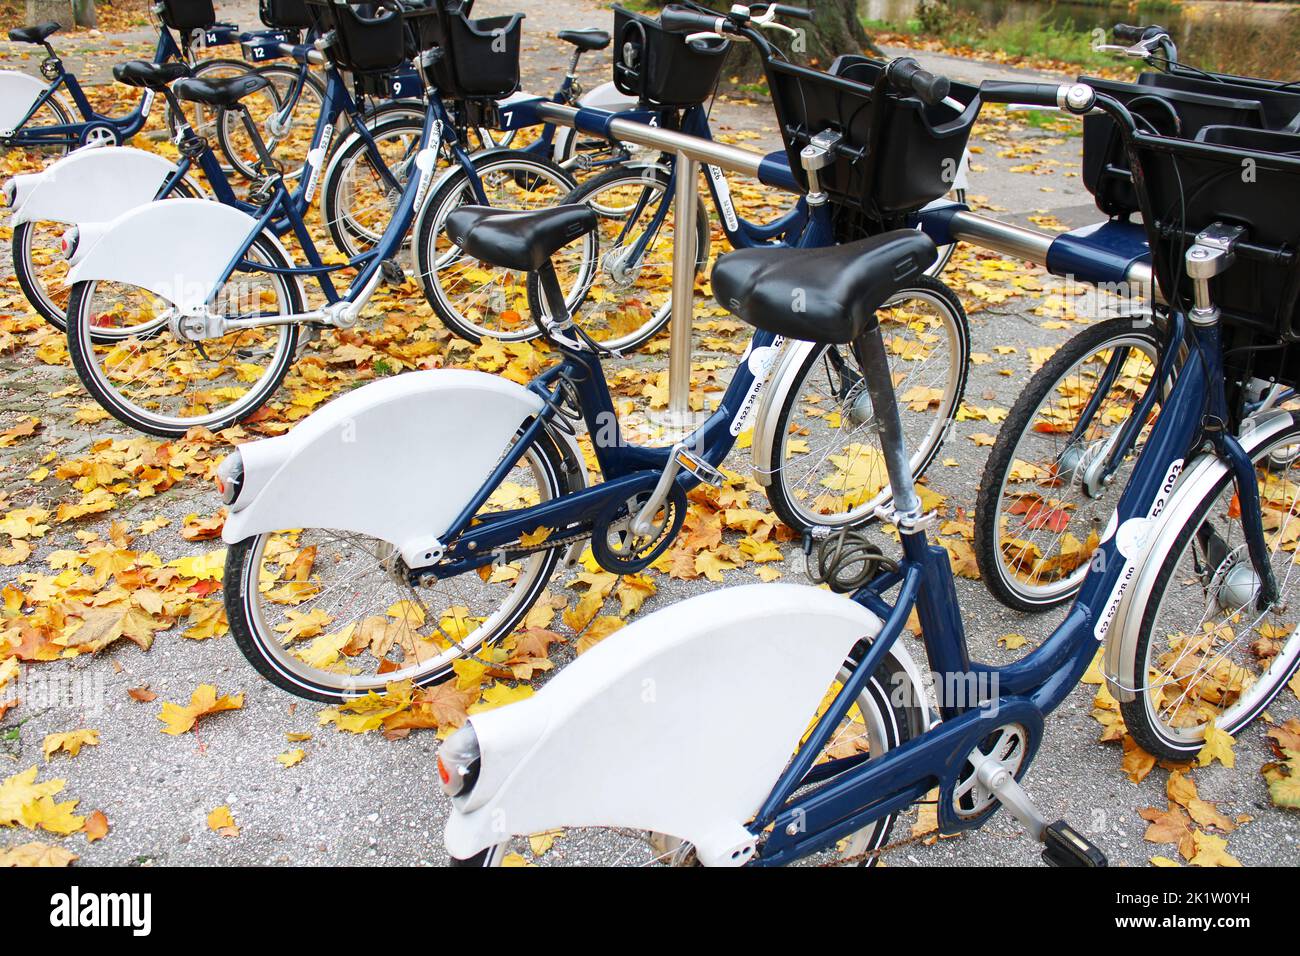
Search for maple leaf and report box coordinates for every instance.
[509,628,564,660]
[576,616,625,654]
[1122,735,1156,784]
[181,510,226,541]
[276,749,307,768]
[0,842,79,867]
[1197,722,1236,769]
[20,795,85,835]
[83,810,110,842]
[207,805,240,837]
[0,766,67,826]
[42,729,100,762]
[616,574,657,617]
[158,684,245,735]
[1188,830,1242,868]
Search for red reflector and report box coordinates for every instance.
[436,755,451,786]
[215,477,225,495]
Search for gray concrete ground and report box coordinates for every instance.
[0,0,1296,867]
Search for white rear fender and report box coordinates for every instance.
[444,584,929,866]
[222,369,547,567]
[557,82,641,159]
[10,146,179,226]
[66,199,265,313]
[0,71,52,137]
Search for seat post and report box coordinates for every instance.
[850,321,922,519]
[534,261,571,326]
[236,105,281,177]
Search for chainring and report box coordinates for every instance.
[590,483,687,574]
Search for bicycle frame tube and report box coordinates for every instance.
[432,326,784,572]
[8,29,178,147]
[748,315,1225,864]
[216,100,438,307]
[679,106,807,248]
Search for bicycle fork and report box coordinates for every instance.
[1186,224,1280,611]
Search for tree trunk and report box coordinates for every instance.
[25,0,74,28]
[73,0,98,28]
[697,0,884,82]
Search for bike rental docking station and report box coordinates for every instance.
[493,92,1161,429]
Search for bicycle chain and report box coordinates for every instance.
[422,528,594,669]
[815,827,939,867]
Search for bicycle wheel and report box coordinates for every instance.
[1121,413,1300,759]
[761,275,970,533]
[13,178,200,332]
[524,164,710,352]
[226,427,572,702]
[319,115,423,261]
[65,234,302,438]
[974,317,1163,612]
[451,639,916,866]
[415,150,583,343]
[216,64,326,182]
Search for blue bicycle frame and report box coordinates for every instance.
[152,57,397,241]
[4,29,183,151]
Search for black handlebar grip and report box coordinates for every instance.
[981,81,1063,109]
[888,57,950,107]
[659,4,727,35]
[1112,22,1145,42]
[770,4,814,21]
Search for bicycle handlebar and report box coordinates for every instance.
[1113,22,1169,44]
[886,57,949,107]
[982,81,1097,114]
[659,5,732,36]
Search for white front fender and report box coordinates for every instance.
[1103,409,1298,701]
[0,71,53,137]
[66,199,263,313]
[10,146,179,226]
[444,583,929,866]
[222,368,547,567]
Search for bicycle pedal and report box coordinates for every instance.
[674,448,725,488]
[379,259,405,285]
[1040,820,1107,867]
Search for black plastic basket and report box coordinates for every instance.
[305,0,426,74]
[158,0,217,32]
[1081,75,1277,218]
[1129,124,1300,347]
[260,0,314,31]
[767,54,979,221]
[612,5,730,108]
[413,1,524,99]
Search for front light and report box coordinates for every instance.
[436,724,481,798]
[215,450,244,506]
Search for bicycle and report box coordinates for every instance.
[0,1,272,158]
[415,3,974,535]
[8,36,429,334]
[417,2,967,350]
[58,0,580,438]
[434,75,1300,866]
[974,22,1300,611]
[211,16,984,703]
